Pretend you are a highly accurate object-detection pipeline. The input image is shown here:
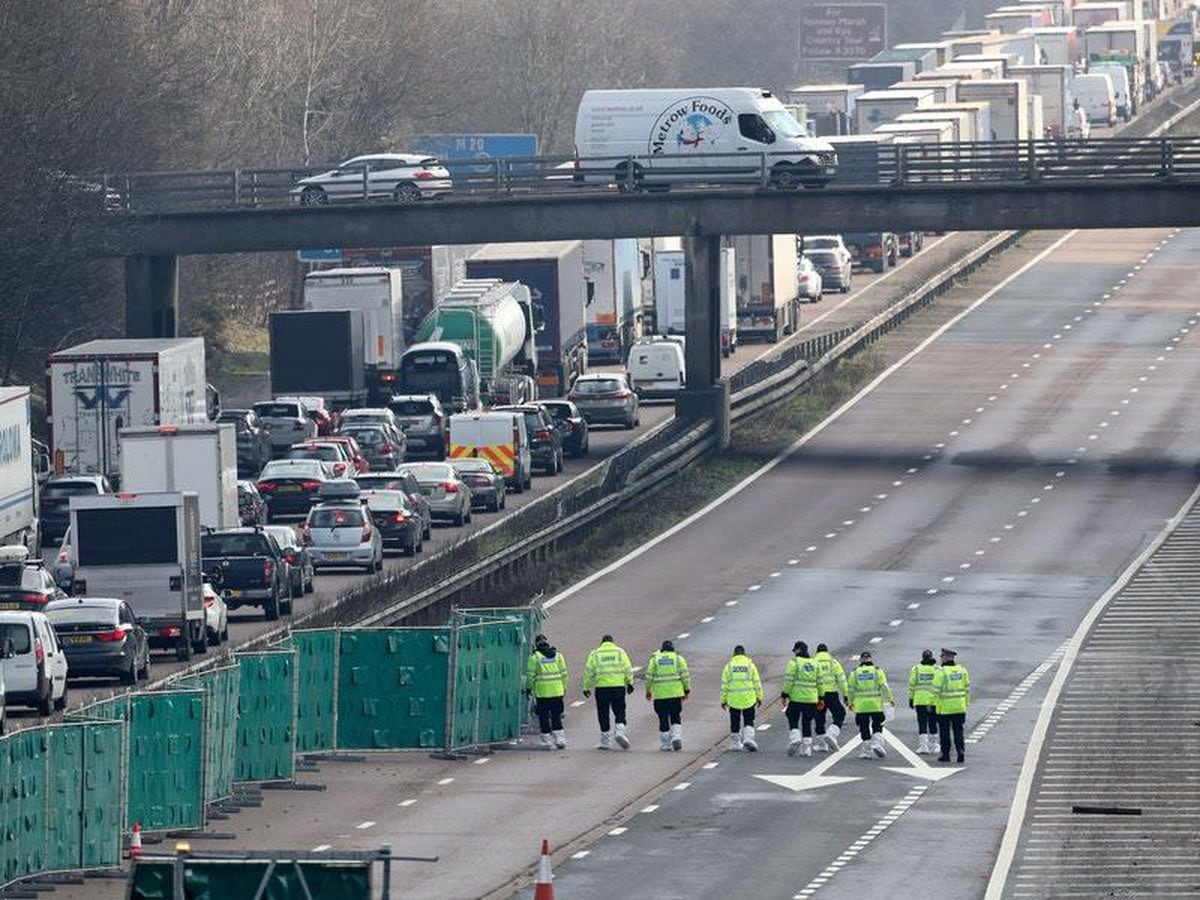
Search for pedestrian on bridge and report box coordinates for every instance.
[527,642,569,750]
[814,643,848,751]
[908,649,941,755]
[582,635,634,750]
[847,651,894,759]
[645,640,691,751]
[781,640,823,757]
[933,648,971,763]
[721,645,763,752]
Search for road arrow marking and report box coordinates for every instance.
[879,730,961,782]
[754,739,863,792]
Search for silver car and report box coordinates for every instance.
[567,373,640,427]
[396,462,472,526]
[450,458,507,513]
[302,501,382,574]
[290,154,452,206]
[388,394,447,460]
[253,399,317,454]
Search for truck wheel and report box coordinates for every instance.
[263,593,280,622]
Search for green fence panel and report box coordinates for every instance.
[128,691,205,831]
[451,619,527,749]
[80,722,124,868]
[129,857,371,899]
[337,628,450,750]
[1,728,47,884]
[176,666,239,804]
[235,650,297,782]
[44,726,83,873]
[287,629,339,754]
[461,604,544,652]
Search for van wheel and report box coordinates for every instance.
[770,162,802,190]
[614,162,644,193]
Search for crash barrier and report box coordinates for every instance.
[127,848,391,900]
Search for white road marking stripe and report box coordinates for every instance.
[399,799,417,807]
[312,844,331,852]
[356,821,375,829]
[437,777,454,786]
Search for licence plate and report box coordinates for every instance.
[328,552,350,560]
[278,484,301,493]
[227,589,242,597]
[0,602,19,610]
[64,635,92,644]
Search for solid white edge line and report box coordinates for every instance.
[984,478,1200,900]
[545,229,1078,611]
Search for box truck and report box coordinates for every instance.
[847,61,917,91]
[0,387,39,554]
[48,338,208,484]
[1022,26,1081,65]
[118,424,238,530]
[652,248,738,356]
[957,79,1030,140]
[269,309,366,406]
[303,267,402,402]
[466,241,589,396]
[583,239,643,365]
[870,46,939,74]
[784,84,865,136]
[339,245,478,339]
[733,236,799,342]
[70,491,205,661]
[854,89,937,132]
[893,79,959,103]
[1008,65,1073,136]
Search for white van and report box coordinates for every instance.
[1072,74,1116,126]
[1088,64,1132,121]
[0,610,69,716]
[628,339,687,399]
[575,88,837,190]
[447,411,532,493]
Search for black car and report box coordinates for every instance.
[201,527,290,620]
[355,471,433,540]
[237,480,268,525]
[264,525,314,596]
[361,490,423,556]
[45,598,150,685]
[449,458,507,512]
[39,475,110,545]
[217,409,273,475]
[255,459,330,522]
[539,400,589,458]
[494,405,563,475]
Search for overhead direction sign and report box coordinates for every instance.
[800,3,887,62]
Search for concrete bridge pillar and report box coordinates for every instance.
[675,235,731,449]
[124,254,179,337]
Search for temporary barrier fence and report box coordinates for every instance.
[234,650,297,783]
[173,665,240,804]
[274,629,338,755]
[448,611,531,751]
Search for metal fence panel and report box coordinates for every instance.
[175,666,240,803]
[284,629,339,754]
[451,619,527,749]
[0,728,46,883]
[235,650,297,782]
[127,692,206,831]
[44,726,83,873]
[80,722,124,868]
[128,858,372,899]
[337,628,450,750]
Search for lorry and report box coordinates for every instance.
[340,245,478,341]
[1086,23,1150,108]
[0,387,39,554]
[1008,65,1073,137]
[412,279,538,405]
[853,89,937,132]
[732,235,799,342]
[269,309,366,407]
[957,79,1030,140]
[784,84,865,136]
[303,268,403,402]
[70,491,205,661]
[583,239,643,365]
[48,338,208,485]
[466,241,589,396]
[1022,26,1082,66]
[118,424,239,530]
[847,61,917,91]
[652,247,737,355]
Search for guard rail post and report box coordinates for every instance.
[361,162,370,201]
[624,156,635,192]
[492,160,501,196]
[895,144,908,186]
[1026,139,1039,182]
[232,170,241,206]
[1160,137,1174,177]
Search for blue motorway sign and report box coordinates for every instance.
[411,133,539,173]
[296,248,341,263]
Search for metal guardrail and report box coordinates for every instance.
[100,136,1200,212]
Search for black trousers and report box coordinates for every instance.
[785,701,825,737]
[938,712,966,758]
[729,705,756,733]
[819,691,846,728]
[594,686,627,731]
[856,711,885,741]
[535,697,564,734]
[653,697,682,732]
[915,704,939,735]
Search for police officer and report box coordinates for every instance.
[526,641,569,749]
[813,642,848,751]
[720,645,763,752]
[582,634,634,750]
[780,640,823,757]
[908,649,940,755]
[526,635,550,721]
[846,651,894,759]
[933,648,971,763]
[645,640,691,751]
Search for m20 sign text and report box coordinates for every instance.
[800,3,887,62]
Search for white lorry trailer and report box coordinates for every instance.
[0,387,38,554]
[733,235,800,343]
[652,248,738,356]
[584,239,643,365]
[47,338,208,485]
[118,424,239,530]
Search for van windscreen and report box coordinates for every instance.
[76,507,179,566]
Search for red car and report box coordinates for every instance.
[314,435,370,474]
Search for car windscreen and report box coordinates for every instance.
[309,507,364,528]
[804,237,838,249]
[0,623,32,654]
[202,533,271,557]
[806,251,839,263]
[364,493,405,511]
[47,606,117,628]
[451,460,492,473]
[573,379,622,395]
[43,482,100,498]
[254,403,300,419]
[343,428,385,446]
[264,528,298,549]
[76,507,178,566]
[356,475,403,490]
[0,566,38,589]
[390,400,434,416]
[399,465,452,482]
[260,461,323,479]
[288,447,339,461]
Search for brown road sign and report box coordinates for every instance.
[800,3,888,62]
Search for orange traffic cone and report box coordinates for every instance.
[533,838,555,899]
[127,822,143,860]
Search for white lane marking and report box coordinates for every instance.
[571,850,590,859]
[700,616,715,624]
[474,757,491,765]
[608,826,628,836]
[788,558,800,565]
[758,723,772,730]
[437,777,455,786]
[543,231,1079,612]
[965,642,1067,746]
[806,545,818,552]
[356,821,375,829]
[702,761,720,769]
[641,804,659,813]
[676,632,691,640]
[673,782,692,791]
[907,603,920,610]
[570,700,586,708]
[984,480,1200,900]
[312,844,331,852]
[399,799,417,807]
[748,584,762,591]
[868,636,882,644]
[889,619,903,627]
[770,571,782,577]
[725,600,739,607]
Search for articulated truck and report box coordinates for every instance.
[0,387,39,554]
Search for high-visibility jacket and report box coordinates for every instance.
[814,651,847,695]
[645,651,690,700]
[933,664,971,715]
[582,641,633,691]
[847,664,892,713]
[720,654,763,710]
[908,663,939,707]
[781,655,820,704]
[526,651,568,699]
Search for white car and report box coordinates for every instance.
[797,254,824,302]
[290,154,453,206]
[0,610,69,716]
[802,234,853,268]
[338,408,399,430]
[201,582,228,646]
